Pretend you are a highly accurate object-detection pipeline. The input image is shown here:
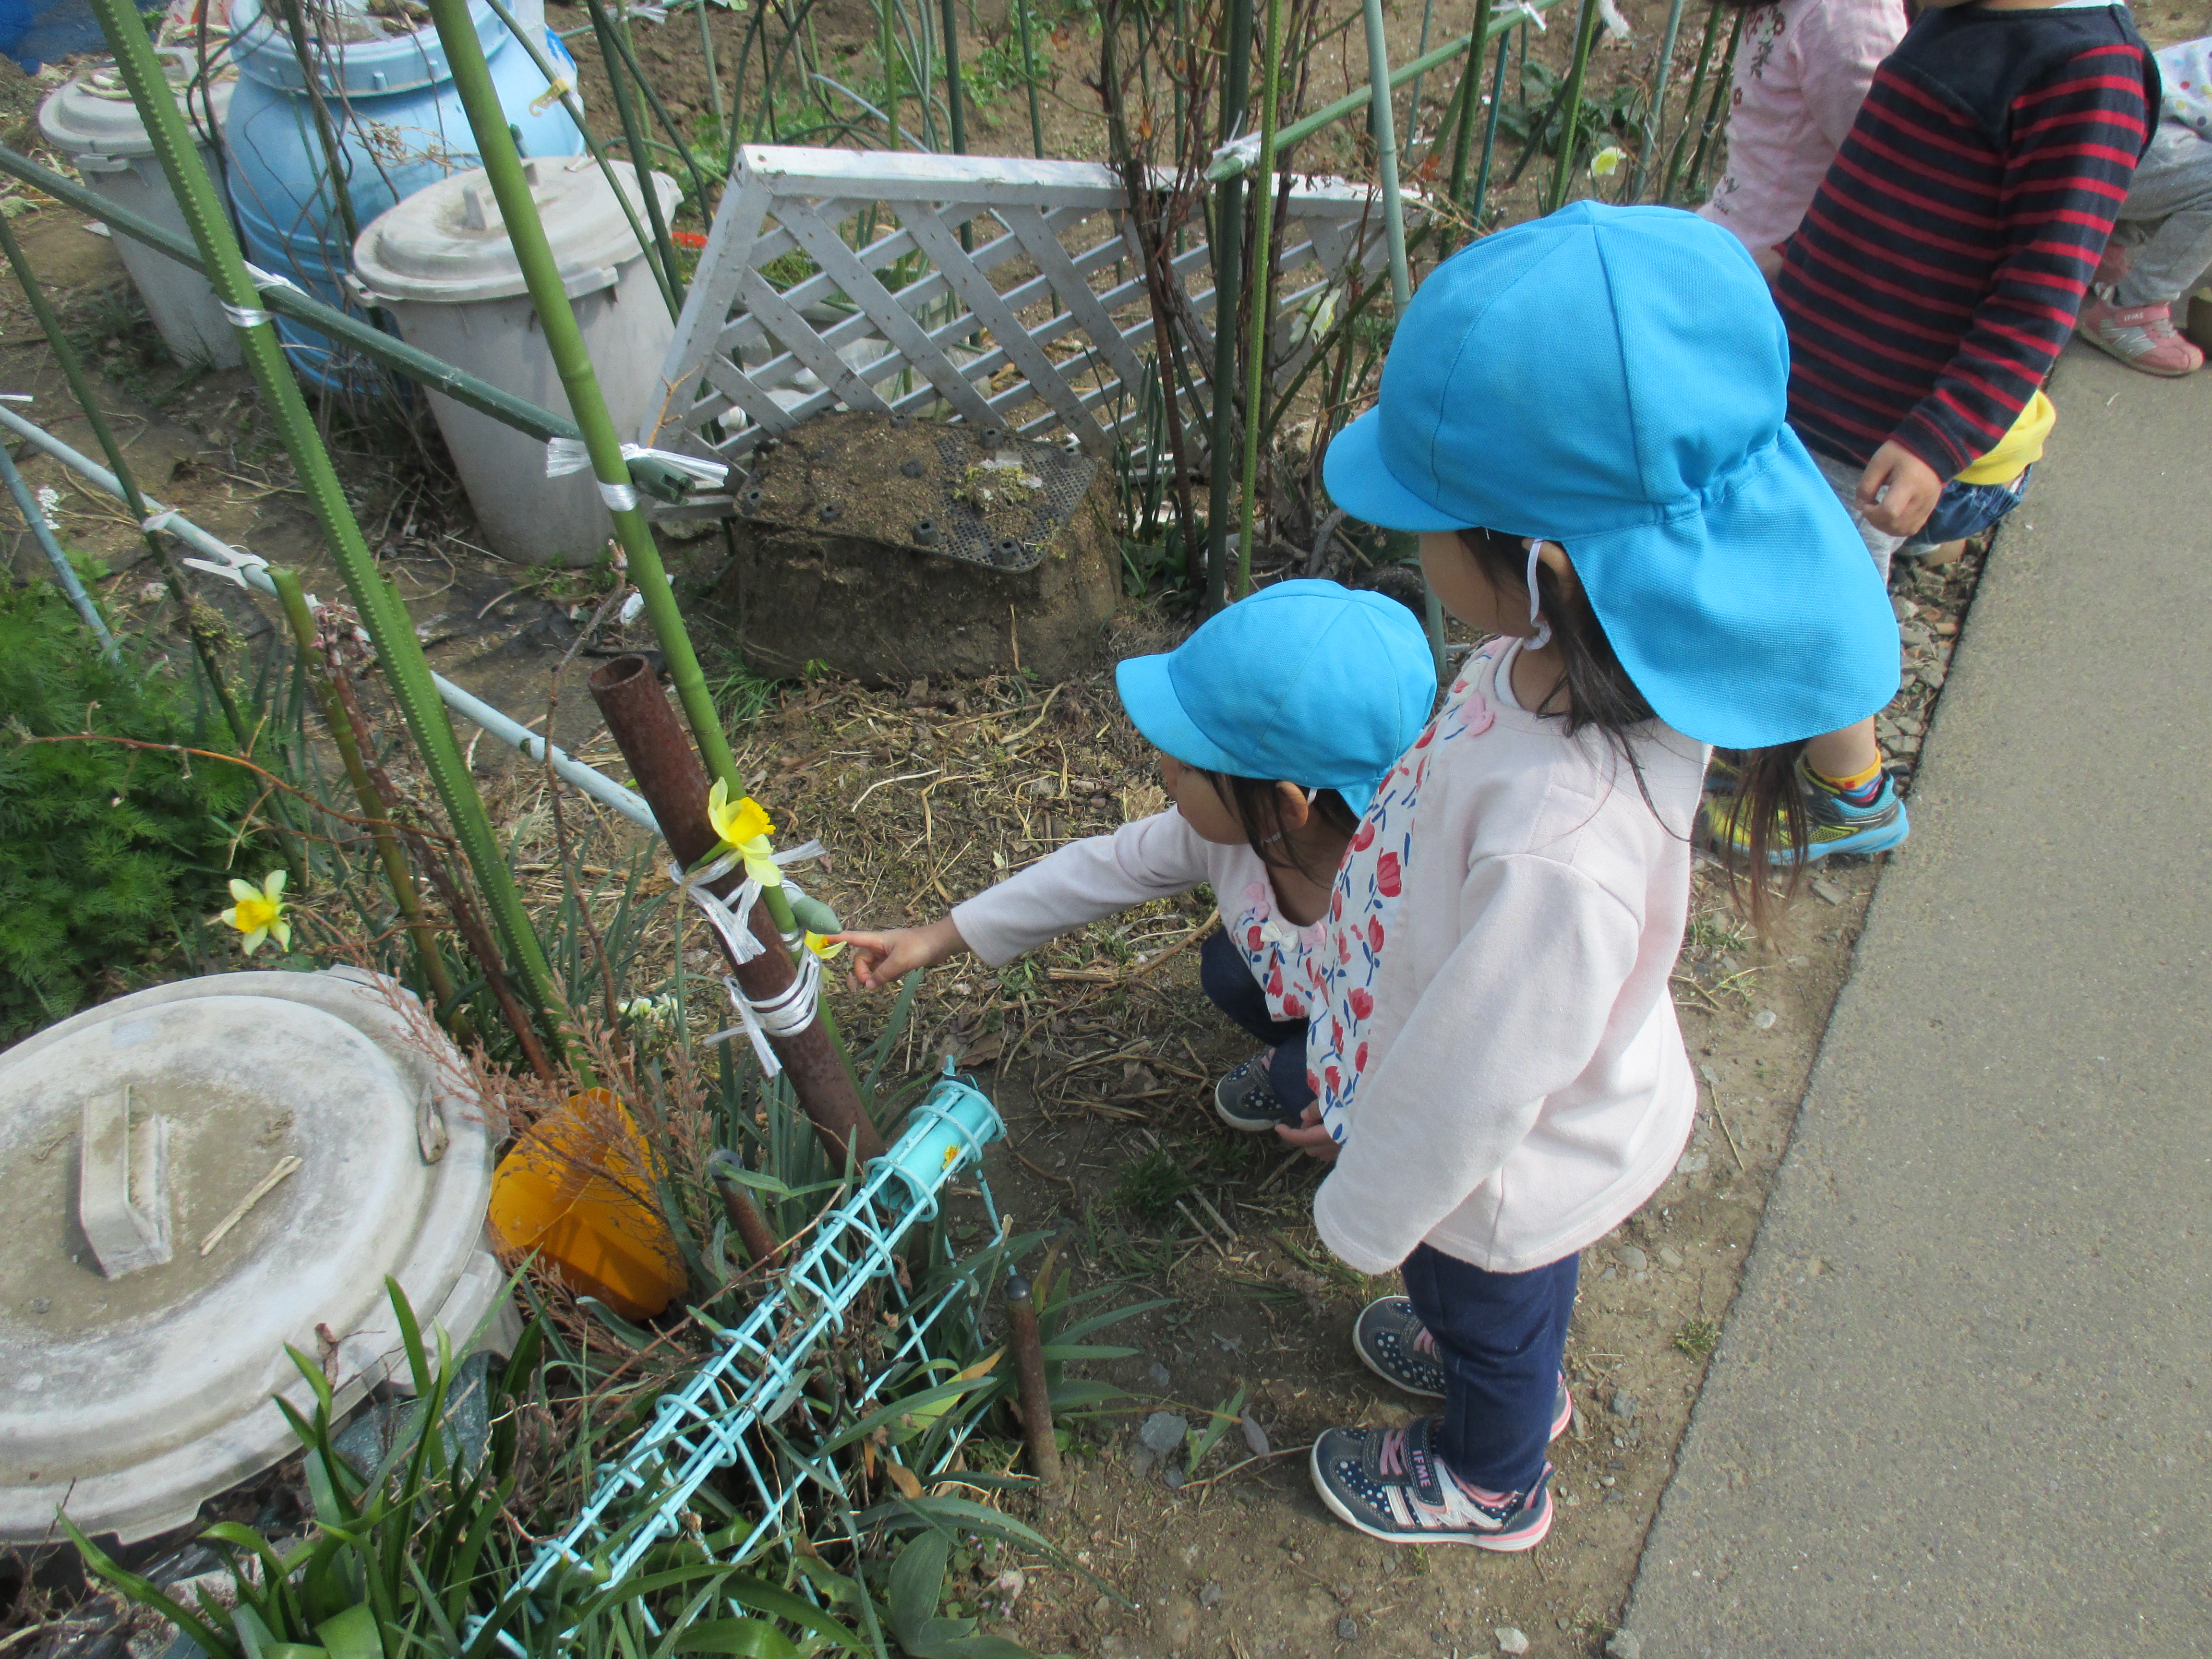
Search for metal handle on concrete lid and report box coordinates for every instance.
[80,1082,173,1278]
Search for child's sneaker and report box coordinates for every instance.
[1309,1417,1553,1550]
[1704,760,1909,864]
[1350,1297,1574,1439]
[1214,1054,1307,1132]
[2077,296,2205,377]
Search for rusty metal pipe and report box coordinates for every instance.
[1004,1274,1064,1498]
[707,1149,787,1270]
[588,654,886,1166]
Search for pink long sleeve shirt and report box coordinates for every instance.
[1305,640,1709,1277]
[1699,0,1908,274]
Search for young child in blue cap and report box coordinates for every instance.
[1294,202,1899,1550]
[832,580,1435,1133]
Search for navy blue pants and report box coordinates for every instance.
[1198,927,1315,1110]
[1402,1244,1580,1495]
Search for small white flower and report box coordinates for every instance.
[1591,146,1628,179]
[35,485,62,517]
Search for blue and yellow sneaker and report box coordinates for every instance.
[1704,760,1909,864]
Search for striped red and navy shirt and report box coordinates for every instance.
[1775,3,2157,476]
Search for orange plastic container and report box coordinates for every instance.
[486,1089,687,1320]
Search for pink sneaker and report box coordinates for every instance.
[2077,296,2206,377]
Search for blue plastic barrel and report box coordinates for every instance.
[220,0,584,389]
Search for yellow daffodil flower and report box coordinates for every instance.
[705,779,784,886]
[804,931,845,960]
[1591,146,1627,178]
[220,870,291,955]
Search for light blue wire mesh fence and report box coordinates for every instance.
[497,1069,1009,1645]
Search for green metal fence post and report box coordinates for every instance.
[85,0,567,1034]
[1627,0,1690,203]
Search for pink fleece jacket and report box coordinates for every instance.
[1307,641,1709,1277]
[1699,0,1908,274]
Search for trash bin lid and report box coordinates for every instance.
[37,56,236,159]
[0,968,498,1544]
[352,157,680,304]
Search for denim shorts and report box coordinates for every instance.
[1905,464,2034,552]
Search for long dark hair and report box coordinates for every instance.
[1203,771,1362,888]
[1453,528,1808,931]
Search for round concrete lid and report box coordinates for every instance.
[352,157,679,305]
[37,56,235,159]
[0,969,496,1544]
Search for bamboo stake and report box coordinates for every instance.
[85,0,566,1035]
[1658,0,1725,204]
[1441,0,1493,251]
[1679,6,1746,204]
[1546,0,1600,213]
[480,0,680,319]
[584,0,687,306]
[421,0,752,845]
[1626,0,1690,203]
[269,566,459,1014]
[1232,0,1282,600]
[1202,0,1252,611]
[1014,0,1045,157]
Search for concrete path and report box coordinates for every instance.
[1623,343,2212,1656]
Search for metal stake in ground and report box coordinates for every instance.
[588,654,886,1167]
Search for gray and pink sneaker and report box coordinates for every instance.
[1309,1416,1554,1550]
[2078,295,2205,377]
[1352,1295,1573,1440]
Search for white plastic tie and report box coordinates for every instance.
[546,436,731,489]
[600,481,640,512]
[672,839,828,1076]
[168,517,270,589]
[243,262,304,295]
[1208,130,1262,177]
[221,301,275,330]
[1506,0,1547,27]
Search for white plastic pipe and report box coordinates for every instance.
[0,401,659,832]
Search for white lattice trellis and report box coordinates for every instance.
[640,145,1412,481]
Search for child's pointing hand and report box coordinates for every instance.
[829,916,967,991]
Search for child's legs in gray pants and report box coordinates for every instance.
[2114,121,2212,307]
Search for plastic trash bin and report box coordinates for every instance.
[38,54,241,369]
[220,0,584,390]
[351,157,680,566]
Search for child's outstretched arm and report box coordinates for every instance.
[1311,854,1645,1276]
[836,808,1217,989]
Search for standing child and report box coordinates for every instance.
[832,580,1434,1133]
[1699,0,1906,278]
[1726,0,2159,858]
[1296,203,1899,1550]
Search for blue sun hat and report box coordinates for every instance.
[1321,202,1898,749]
[1115,580,1434,814]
